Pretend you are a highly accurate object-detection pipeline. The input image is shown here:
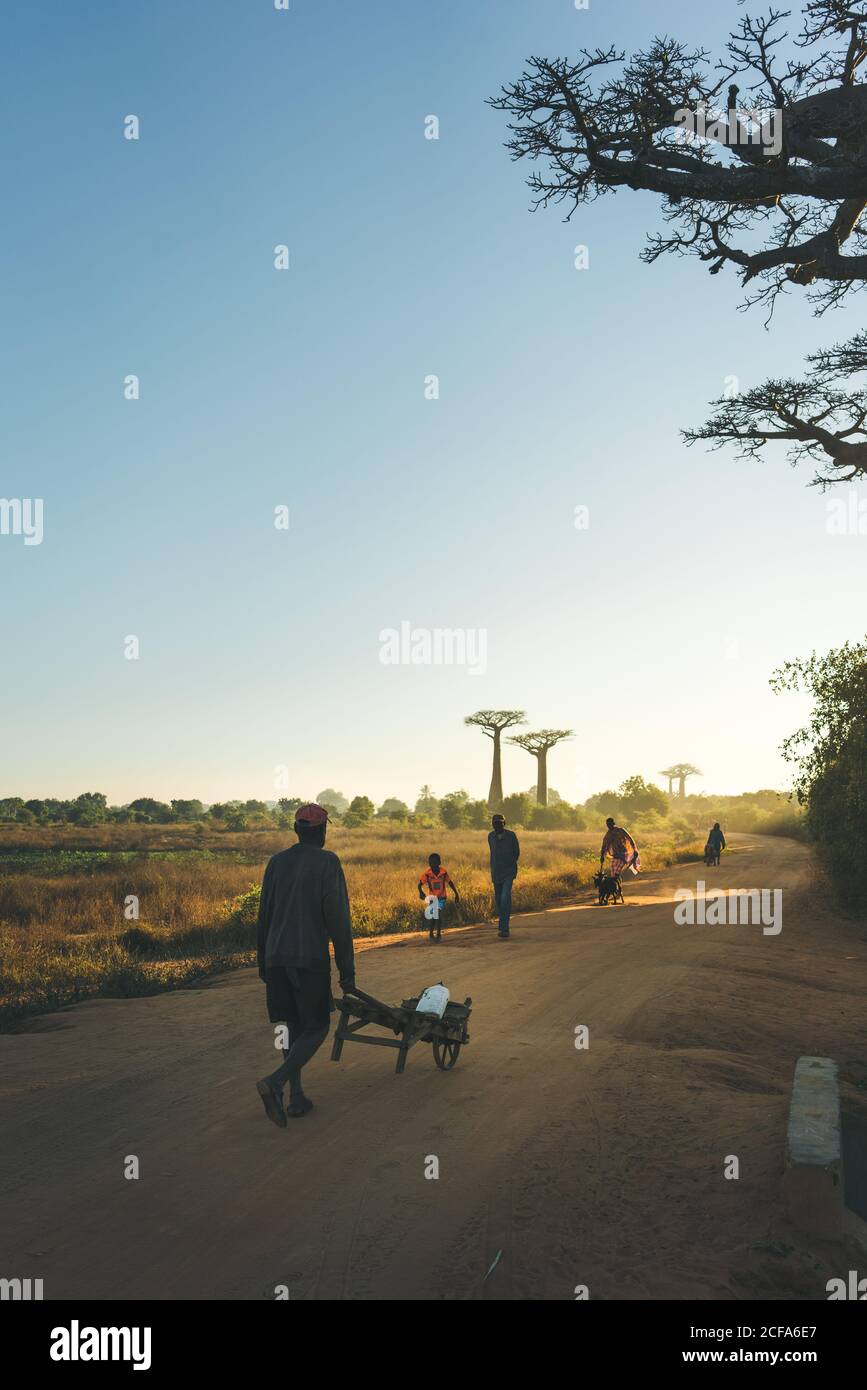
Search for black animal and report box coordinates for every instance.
[593,870,624,905]
[704,842,720,867]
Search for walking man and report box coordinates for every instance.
[255,803,356,1127]
[488,812,520,939]
[705,822,726,866]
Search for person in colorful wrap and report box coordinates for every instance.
[599,817,640,893]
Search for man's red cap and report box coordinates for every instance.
[295,802,329,826]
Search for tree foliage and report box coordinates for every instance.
[343,795,375,828]
[771,635,867,906]
[317,788,349,814]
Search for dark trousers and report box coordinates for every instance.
[493,878,513,936]
[276,1022,329,1099]
[263,966,332,1099]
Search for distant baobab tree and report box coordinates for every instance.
[660,763,702,798]
[465,709,527,809]
[508,729,574,806]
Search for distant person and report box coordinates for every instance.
[705,822,726,867]
[600,817,640,890]
[417,852,461,942]
[255,803,356,1128]
[488,813,520,940]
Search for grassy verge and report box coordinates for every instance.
[0,833,703,1028]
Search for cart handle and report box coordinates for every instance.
[340,984,397,1013]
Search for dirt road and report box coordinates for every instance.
[3,834,867,1300]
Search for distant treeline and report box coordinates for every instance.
[0,780,802,838]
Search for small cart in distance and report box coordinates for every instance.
[331,985,472,1075]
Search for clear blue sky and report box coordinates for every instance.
[3,0,864,808]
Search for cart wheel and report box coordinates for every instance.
[433,1039,461,1071]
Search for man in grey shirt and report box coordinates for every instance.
[255,803,356,1126]
[488,813,520,939]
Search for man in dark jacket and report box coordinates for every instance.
[488,813,520,939]
[255,803,356,1127]
[706,822,726,866]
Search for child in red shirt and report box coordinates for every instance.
[417,853,460,941]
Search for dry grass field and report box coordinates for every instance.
[0,824,703,1026]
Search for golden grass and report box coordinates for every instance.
[0,825,702,1027]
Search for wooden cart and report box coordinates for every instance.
[331,985,472,1075]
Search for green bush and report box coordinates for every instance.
[771,638,867,915]
[807,730,867,909]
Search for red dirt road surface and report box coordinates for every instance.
[3,834,867,1300]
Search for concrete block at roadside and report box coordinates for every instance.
[783,1056,843,1240]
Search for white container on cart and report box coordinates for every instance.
[415,983,450,1018]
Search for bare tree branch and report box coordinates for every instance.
[684,330,867,485]
[489,2,867,313]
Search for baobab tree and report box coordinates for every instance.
[464,710,526,809]
[490,0,867,483]
[685,329,867,487]
[508,729,574,806]
[662,763,703,798]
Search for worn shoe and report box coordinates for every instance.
[256,1078,287,1128]
[286,1096,314,1119]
